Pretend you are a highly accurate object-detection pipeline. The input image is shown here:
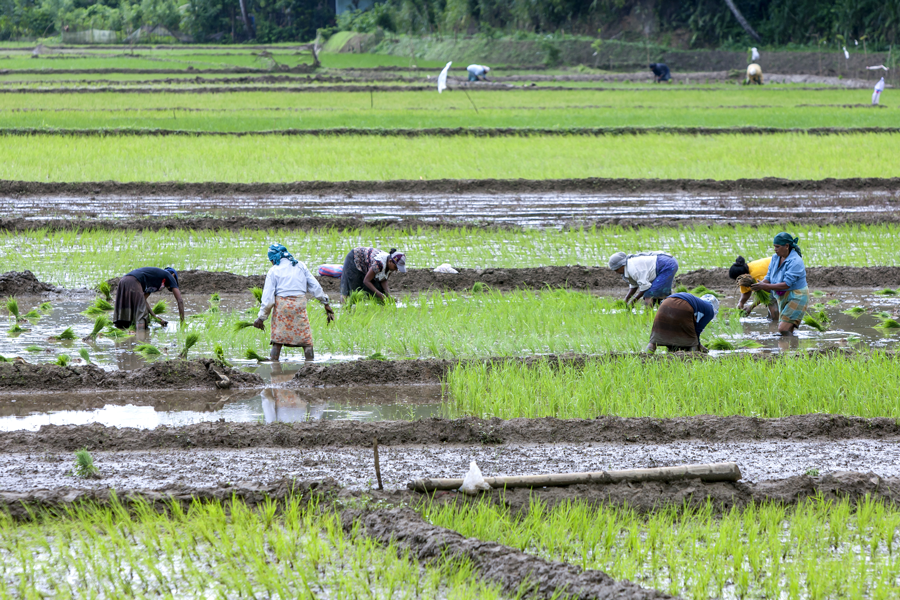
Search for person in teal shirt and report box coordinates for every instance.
[751,232,809,336]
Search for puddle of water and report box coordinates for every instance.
[2,191,897,227]
[0,385,443,431]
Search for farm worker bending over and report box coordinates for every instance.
[253,244,334,362]
[729,255,777,319]
[645,293,719,354]
[340,247,406,303]
[467,64,490,81]
[608,251,679,307]
[649,63,670,82]
[745,63,763,85]
[751,232,809,336]
[113,267,184,330]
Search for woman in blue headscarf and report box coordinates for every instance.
[253,244,334,361]
[751,232,809,336]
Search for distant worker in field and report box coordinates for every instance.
[750,232,809,336]
[113,267,184,330]
[745,63,763,85]
[340,246,406,304]
[467,64,490,82]
[608,251,679,307]
[253,244,334,362]
[649,63,670,82]
[729,255,778,319]
[645,292,719,354]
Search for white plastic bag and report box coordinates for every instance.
[459,461,492,495]
[437,61,452,94]
[433,263,458,274]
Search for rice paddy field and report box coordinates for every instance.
[2,42,900,599]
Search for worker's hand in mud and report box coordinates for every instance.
[253,318,265,330]
[325,305,335,324]
[158,319,168,327]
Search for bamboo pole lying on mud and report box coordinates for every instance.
[408,462,741,493]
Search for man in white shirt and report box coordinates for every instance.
[253,244,334,361]
[608,251,680,307]
[467,64,490,81]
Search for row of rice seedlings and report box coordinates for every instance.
[444,352,900,419]
[424,496,900,600]
[154,289,744,361]
[6,222,900,287]
[0,498,504,599]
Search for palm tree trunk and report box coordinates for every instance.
[723,0,762,43]
[238,0,252,39]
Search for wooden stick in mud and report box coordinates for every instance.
[374,437,383,491]
[408,462,741,493]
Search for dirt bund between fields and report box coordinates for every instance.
[0,412,896,453]
[3,176,899,198]
[0,359,262,391]
[345,507,672,600]
[4,126,899,137]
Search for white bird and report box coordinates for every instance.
[437,61,452,94]
[751,47,760,61]
[867,65,889,70]
[843,46,849,59]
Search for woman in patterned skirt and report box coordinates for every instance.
[253,244,334,361]
[751,232,809,336]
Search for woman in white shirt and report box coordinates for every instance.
[607,251,679,307]
[253,244,334,362]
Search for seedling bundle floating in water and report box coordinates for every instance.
[135,344,161,359]
[49,327,77,341]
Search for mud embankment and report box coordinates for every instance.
[0,359,262,391]
[0,413,896,453]
[0,270,63,295]
[345,508,672,600]
[2,176,899,199]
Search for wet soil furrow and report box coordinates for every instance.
[344,507,674,600]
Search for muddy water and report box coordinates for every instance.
[2,190,896,226]
[1,438,898,492]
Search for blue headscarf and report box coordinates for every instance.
[267,244,298,266]
[773,232,802,257]
[164,267,178,286]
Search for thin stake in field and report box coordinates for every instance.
[462,87,479,113]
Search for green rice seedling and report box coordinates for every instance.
[0,355,8,362]
[875,288,899,296]
[366,351,388,361]
[54,354,70,366]
[179,333,201,359]
[103,326,130,339]
[25,345,41,352]
[689,285,722,298]
[98,280,112,302]
[5,297,19,322]
[213,344,230,367]
[8,323,26,334]
[72,449,99,478]
[135,344,161,359]
[151,300,168,315]
[736,339,764,348]
[802,314,828,331]
[842,306,867,317]
[876,310,893,319]
[706,337,735,350]
[673,283,689,293]
[471,282,489,294]
[250,287,263,304]
[875,318,900,330]
[244,348,266,362]
[233,320,255,333]
[79,348,92,364]
[49,327,77,341]
[827,299,840,305]
[344,289,368,308]
[752,289,771,306]
[83,315,109,342]
[22,309,41,320]
[812,290,827,297]
[94,298,114,311]
[39,301,52,312]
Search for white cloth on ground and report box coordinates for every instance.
[258,258,329,320]
[622,252,666,292]
[434,263,458,274]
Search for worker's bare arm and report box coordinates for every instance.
[364,268,386,300]
[624,287,637,303]
[172,288,185,322]
[750,281,788,292]
[630,289,646,306]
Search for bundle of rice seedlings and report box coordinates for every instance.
[94,298,113,311]
[366,351,388,361]
[98,281,112,302]
[689,286,722,298]
[178,333,200,359]
[214,344,230,367]
[8,323,26,334]
[472,282,489,294]
[875,318,900,330]
[811,310,829,323]
[706,337,735,350]
[736,339,764,349]
[25,346,41,352]
[210,293,221,304]
[876,311,893,320]
[827,299,840,306]
[812,290,827,298]
[50,327,77,341]
[345,289,367,307]
[752,289,771,306]
[250,287,263,304]
[233,320,255,333]
[23,309,41,320]
[842,306,866,318]
[135,344,161,358]
[0,355,8,362]
[673,284,689,293]
[54,354,70,366]
[244,348,266,362]
[39,302,52,312]
[875,288,899,296]
[79,348,91,364]
[83,315,109,342]
[612,299,628,309]
[811,303,827,312]
[152,300,167,315]
[103,327,130,339]
[6,297,19,322]
[72,449,99,478]
[802,314,828,332]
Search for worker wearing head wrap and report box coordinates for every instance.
[750,232,809,336]
[339,247,406,303]
[745,63,763,85]
[113,266,185,330]
[467,64,490,81]
[646,293,719,354]
[253,243,334,362]
[608,251,679,307]
[729,255,778,319]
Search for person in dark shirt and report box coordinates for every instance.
[112,267,185,330]
[649,63,671,83]
[645,292,719,353]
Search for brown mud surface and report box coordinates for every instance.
[0,270,63,295]
[3,177,900,198]
[0,359,262,391]
[6,126,900,137]
[0,413,896,453]
[345,507,672,600]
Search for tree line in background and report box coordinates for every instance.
[1,0,899,51]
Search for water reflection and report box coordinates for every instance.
[261,388,325,423]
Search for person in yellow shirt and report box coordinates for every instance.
[729,255,777,319]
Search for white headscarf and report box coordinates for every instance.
[608,252,628,270]
[701,294,720,317]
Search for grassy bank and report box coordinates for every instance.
[2,133,899,181]
[426,498,900,600]
[4,224,898,287]
[445,353,900,419]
